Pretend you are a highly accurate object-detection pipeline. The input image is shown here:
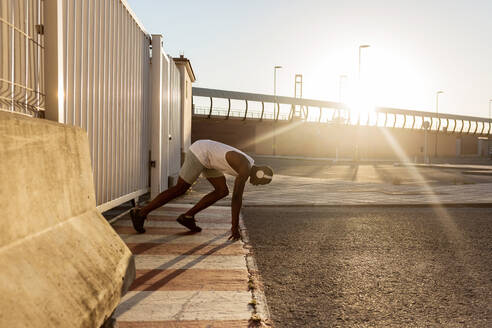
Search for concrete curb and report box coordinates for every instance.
[240,214,273,327]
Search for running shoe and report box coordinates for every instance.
[176,214,202,232]
[130,207,147,233]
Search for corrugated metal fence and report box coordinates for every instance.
[0,0,45,116]
[53,0,152,211]
[1,0,185,212]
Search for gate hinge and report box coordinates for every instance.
[36,24,44,35]
[150,160,156,168]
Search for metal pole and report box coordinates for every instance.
[425,127,428,164]
[423,120,430,164]
[338,75,347,122]
[358,48,362,80]
[273,67,276,155]
[489,99,492,141]
[273,65,282,156]
[44,0,65,122]
[358,45,370,80]
[489,100,492,158]
[335,75,345,162]
[356,45,369,162]
[435,91,444,157]
[274,69,277,111]
[489,99,492,121]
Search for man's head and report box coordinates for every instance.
[249,165,273,185]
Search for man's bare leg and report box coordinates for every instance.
[184,176,229,217]
[139,177,191,217]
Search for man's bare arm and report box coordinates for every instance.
[225,151,251,240]
[230,175,247,240]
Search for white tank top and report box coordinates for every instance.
[189,140,254,176]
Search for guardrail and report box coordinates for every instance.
[193,87,492,136]
[0,0,45,116]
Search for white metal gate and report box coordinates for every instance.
[43,0,153,211]
[169,56,182,182]
[149,35,182,198]
[2,0,191,212]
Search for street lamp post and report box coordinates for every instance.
[423,120,430,164]
[435,90,444,158]
[358,45,370,80]
[336,75,347,162]
[337,74,348,122]
[274,66,282,107]
[355,45,370,162]
[488,99,492,157]
[489,99,492,121]
[273,65,282,156]
[488,99,492,141]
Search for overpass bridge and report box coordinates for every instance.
[192,87,492,136]
[192,88,492,159]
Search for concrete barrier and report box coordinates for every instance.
[0,112,135,327]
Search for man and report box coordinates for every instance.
[131,139,273,240]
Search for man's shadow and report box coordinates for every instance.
[115,232,235,316]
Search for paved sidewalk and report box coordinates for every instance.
[111,204,268,327]
[179,175,492,207]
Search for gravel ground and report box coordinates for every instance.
[243,206,492,328]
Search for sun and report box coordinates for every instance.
[346,83,376,124]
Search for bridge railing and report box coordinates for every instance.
[192,87,492,136]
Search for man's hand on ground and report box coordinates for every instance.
[228,227,241,241]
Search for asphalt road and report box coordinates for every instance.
[243,206,492,327]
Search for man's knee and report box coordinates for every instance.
[174,179,190,195]
[177,185,189,195]
[215,187,229,199]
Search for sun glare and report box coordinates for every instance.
[346,84,376,124]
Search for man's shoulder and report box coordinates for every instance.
[226,151,252,176]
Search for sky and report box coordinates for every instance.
[126,0,492,118]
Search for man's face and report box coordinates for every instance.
[249,166,273,186]
[249,177,261,186]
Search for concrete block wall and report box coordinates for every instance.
[0,112,135,328]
